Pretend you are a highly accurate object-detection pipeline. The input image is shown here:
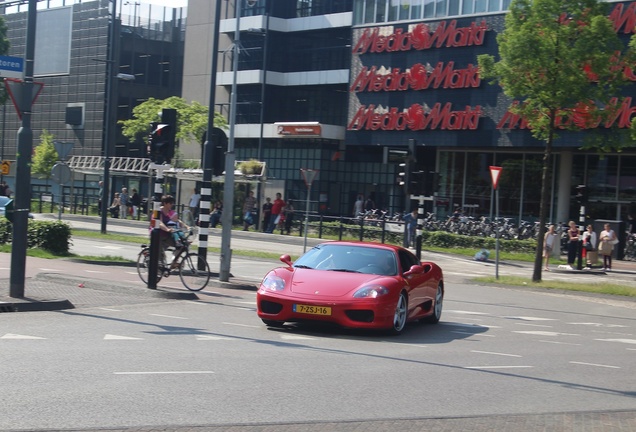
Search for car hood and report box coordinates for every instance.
[284,268,392,297]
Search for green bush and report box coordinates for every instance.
[0,218,71,254]
[421,231,536,253]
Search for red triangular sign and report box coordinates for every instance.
[490,166,503,190]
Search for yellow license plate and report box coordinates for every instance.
[293,304,332,316]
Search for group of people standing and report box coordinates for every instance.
[108,186,141,219]
[544,221,617,271]
[260,192,294,234]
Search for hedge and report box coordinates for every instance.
[0,218,72,254]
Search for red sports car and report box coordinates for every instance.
[256,241,444,334]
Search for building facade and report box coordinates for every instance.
[182,0,636,226]
[0,0,185,201]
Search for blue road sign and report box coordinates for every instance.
[0,55,24,79]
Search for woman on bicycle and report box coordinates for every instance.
[150,195,190,267]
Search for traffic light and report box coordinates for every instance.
[202,127,228,176]
[575,185,588,205]
[410,168,426,196]
[424,171,441,196]
[147,108,177,164]
[397,162,409,190]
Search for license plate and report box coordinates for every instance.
[293,304,332,316]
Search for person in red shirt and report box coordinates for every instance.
[267,192,285,233]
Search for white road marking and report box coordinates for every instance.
[515,323,553,328]
[85,270,109,273]
[471,350,522,358]
[446,310,488,315]
[539,340,581,346]
[451,331,495,337]
[104,334,143,340]
[235,301,256,305]
[149,314,188,320]
[1,333,45,340]
[503,316,556,321]
[114,371,215,375]
[98,308,122,312]
[513,331,579,336]
[222,322,261,328]
[595,338,636,345]
[569,322,628,328]
[591,330,633,336]
[38,268,61,272]
[280,335,316,340]
[96,246,124,250]
[464,365,533,370]
[570,361,620,369]
[196,335,236,341]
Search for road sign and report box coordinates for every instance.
[300,168,319,187]
[4,77,45,120]
[0,55,24,79]
[51,163,72,185]
[489,166,503,190]
[1,160,11,176]
[54,141,74,161]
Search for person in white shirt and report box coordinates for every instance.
[189,188,201,222]
[599,223,617,271]
[543,224,557,271]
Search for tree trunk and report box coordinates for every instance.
[532,115,555,282]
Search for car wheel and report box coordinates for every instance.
[262,319,285,327]
[424,283,443,324]
[390,291,408,335]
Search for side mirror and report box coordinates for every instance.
[403,264,423,277]
[280,254,293,267]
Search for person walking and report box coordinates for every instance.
[353,194,363,217]
[582,224,598,269]
[242,190,257,231]
[566,220,580,269]
[543,224,558,271]
[119,187,129,220]
[403,209,418,248]
[262,197,272,232]
[267,193,285,233]
[189,188,201,222]
[283,199,295,235]
[130,188,141,219]
[599,223,617,271]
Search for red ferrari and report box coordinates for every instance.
[256,241,444,334]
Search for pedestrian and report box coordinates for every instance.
[189,188,201,222]
[130,188,141,219]
[120,187,129,220]
[543,224,558,271]
[582,224,598,269]
[267,193,285,233]
[353,194,363,217]
[566,220,580,269]
[242,190,257,231]
[403,209,418,248]
[109,192,121,218]
[364,195,375,212]
[262,197,272,232]
[599,223,617,271]
[210,200,223,228]
[97,180,103,215]
[283,199,295,234]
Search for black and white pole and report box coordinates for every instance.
[147,163,169,290]
[489,166,503,280]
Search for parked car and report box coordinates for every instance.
[256,241,444,335]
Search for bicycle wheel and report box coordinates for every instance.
[136,247,163,284]
[178,253,211,291]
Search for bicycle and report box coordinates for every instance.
[136,230,211,291]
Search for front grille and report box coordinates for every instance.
[345,309,374,323]
[260,300,283,314]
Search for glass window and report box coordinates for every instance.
[448,0,460,16]
[410,0,423,19]
[424,0,435,17]
[435,0,447,17]
[488,0,500,12]
[376,0,387,22]
[619,156,636,203]
[474,0,487,13]
[354,0,365,24]
[364,0,375,23]
[462,0,474,14]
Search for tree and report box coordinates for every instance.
[118,96,227,159]
[32,130,59,186]
[478,0,635,282]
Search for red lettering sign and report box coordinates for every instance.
[352,20,488,55]
[347,103,482,131]
[610,2,636,34]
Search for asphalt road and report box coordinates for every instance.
[1,214,635,431]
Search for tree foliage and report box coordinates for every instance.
[477,0,635,282]
[31,130,58,180]
[118,96,227,146]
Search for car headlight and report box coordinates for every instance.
[353,285,390,298]
[261,274,285,292]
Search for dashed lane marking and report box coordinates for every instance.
[503,316,557,321]
[451,331,495,337]
[539,340,581,346]
[515,323,553,328]
[104,334,143,340]
[595,338,636,345]
[98,308,122,312]
[1,333,45,340]
[513,331,579,337]
[464,365,533,370]
[569,322,628,328]
[446,310,489,315]
[196,335,237,341]
[114,371,215,375]
[149,313,188,319]
[570,361,620,369]
[222,322,261,328]
[471,350,522,357]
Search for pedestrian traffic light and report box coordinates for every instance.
[409,168,426,196]
[202,127,228,176]
[575,184,588,205]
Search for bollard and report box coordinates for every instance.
[415,234,422,260]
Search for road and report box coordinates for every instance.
[1,214,635,431]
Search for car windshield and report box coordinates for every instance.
[294,244,397,276]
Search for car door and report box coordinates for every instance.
[398,249,429,316]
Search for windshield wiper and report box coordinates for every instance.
[294,265,314,269]
[327,268,360,273]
